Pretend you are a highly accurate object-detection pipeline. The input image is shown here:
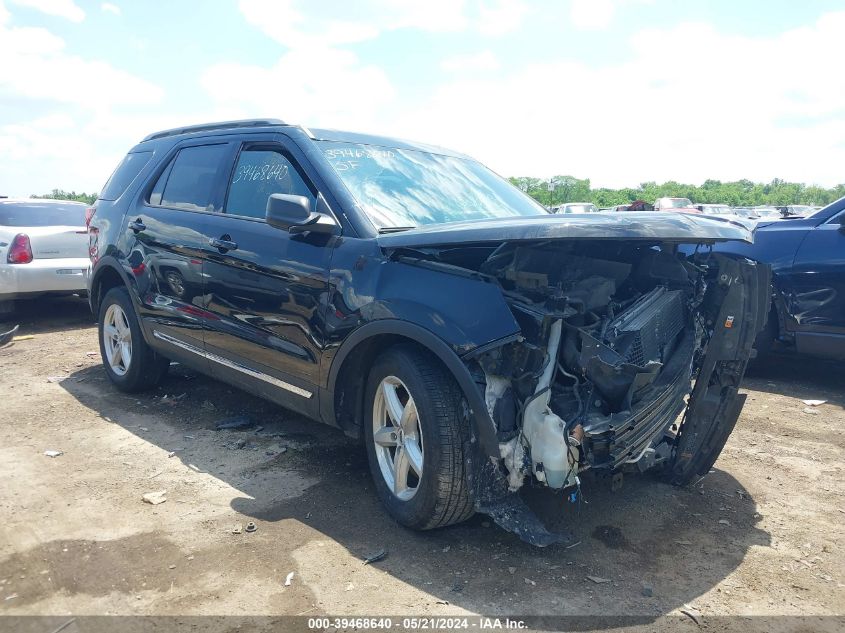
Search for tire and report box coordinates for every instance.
[98,286,169,392]
[363,345,475,530]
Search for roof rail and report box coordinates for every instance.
[141,118,286,142]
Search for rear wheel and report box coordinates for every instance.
[98,286,169,392]
[363,345,475,530]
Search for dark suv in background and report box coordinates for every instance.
[88,119,769,545]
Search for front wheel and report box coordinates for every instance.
[98,286,169,392]
[363,345,476,530]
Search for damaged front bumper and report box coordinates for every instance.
[457,246,770,546]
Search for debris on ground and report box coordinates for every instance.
[233,438,247,450]
[435,600,449,605]
[167,450,183,458]
[46,376,64,383]
[586,575,611,584]
[44,450,63,458]
[680,605,701,626]
[216,415,257,431]
[284,572,295,586]
[719,519,731,525]
[524,577,536,586]
[363,549,387,565]
[161,393,186,406]
[801,399,826,406]
[245,522,257,533]
[803,407,819,415]
[642,582,654,597]
[141,491,167,505]
[0,324,21,346]
[232,523,243,534]
[508,567,516,574]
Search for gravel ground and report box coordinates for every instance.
[1,296,843,630]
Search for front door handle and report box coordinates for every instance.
[210,236,238,252]
[128,218,146,232]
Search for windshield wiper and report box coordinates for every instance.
[378,226,416,234]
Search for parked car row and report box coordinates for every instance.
[552,198,824,232]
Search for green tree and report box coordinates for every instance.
[32,189,96,204]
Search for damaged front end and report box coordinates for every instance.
[396,236,770,545]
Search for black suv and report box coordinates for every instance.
[88,119,770,545]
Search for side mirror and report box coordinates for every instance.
[265,194,337,235]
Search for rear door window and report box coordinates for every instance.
[100,151,153,201]
[224,147,316,220]
[152,144,228,212]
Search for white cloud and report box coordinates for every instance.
[441,50,500,72]
[238,0,380,48]
[237,0,522,48]
[0,3,168,195]
[570,0,614,30]
[0,21,163,108]
[479,0,528,36]
[101,2,120,15]
[200,47,395,131]
[8,0,84,22]
[570,0,653,31]
[383,11,845,189]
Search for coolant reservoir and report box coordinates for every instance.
[536,413,572,488]
[520,318,579,490]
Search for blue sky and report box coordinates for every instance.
[1,0,844,197]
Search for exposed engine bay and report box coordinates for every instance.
[475,241,710,492]
[392,238,770,544]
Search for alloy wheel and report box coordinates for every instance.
[372,375,425,500]
[103,303,132,376]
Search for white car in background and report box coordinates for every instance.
[695,204,756,228]
[0,198,90,316]
[551,202,599,214]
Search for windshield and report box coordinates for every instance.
[0,201,86,227]
[319,141,548,229]
[703,205,732,215]
[755,208,781,217]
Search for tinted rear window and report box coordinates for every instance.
[100,151,153,201]
[154,144,227,212]
[0,202,87,227]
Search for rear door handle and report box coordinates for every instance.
[209,236,238,252]
[128,218,146,232]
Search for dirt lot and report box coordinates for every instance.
[1,297,844,628]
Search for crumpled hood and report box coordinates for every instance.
[377,212,753,249]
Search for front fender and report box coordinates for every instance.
[326,318,506,456]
